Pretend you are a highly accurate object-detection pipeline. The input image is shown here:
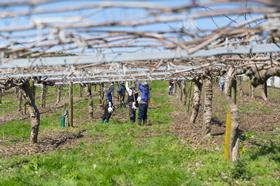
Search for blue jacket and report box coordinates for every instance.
[105,85,114,102]
[117,84,125,96]
[138,83,149,103]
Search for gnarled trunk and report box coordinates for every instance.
[87,83,94,119]
[203,77,212,135]
[230,103,240,162]
[20,81,40,144]
[190,79,203,124]
[225,67,240,162]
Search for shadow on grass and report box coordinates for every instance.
[249,140,280,162]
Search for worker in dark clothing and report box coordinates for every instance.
[117,82,126,108]
[101,83,114,123]
[168,80,175,95]
[125,82,139,123]
[137,80,150,125]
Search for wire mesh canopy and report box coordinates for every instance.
[0,0,279,84]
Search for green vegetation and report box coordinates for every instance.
[0,81,279,185]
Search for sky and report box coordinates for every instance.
[0,0,266,55]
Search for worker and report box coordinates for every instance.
[136,80,150,125]
[125,82,139,123]
[101,83,114,123]
[117,82,126,108]
[219,76,225,92]
[168,80,175,95]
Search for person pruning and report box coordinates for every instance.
[219,76,225,92]
[168,80,175,95]
[125,82,139,123]
[136,80,150,125]
[101,83,114,123]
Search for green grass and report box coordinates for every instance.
[0,81,279,185]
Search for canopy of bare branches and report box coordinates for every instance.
[0,0,279,86]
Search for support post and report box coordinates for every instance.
[69,82,74,127]
[224,111,231,160]
[0,88,2,104]
[56,85,62,104]
[87,83,94,119]
[232,79,237,104]
[40,83,47,108]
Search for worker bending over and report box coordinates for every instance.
[101,83,114,123]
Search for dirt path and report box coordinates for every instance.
[169,88,280,149]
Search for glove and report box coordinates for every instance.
[168,85,171,89]
[108,107,113,113]
[132,102,137,110]
[137,96,141,102]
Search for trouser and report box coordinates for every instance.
[220,84,225,92]
[138,103,148,125]
[128,102,136,123]
[168,85,174,95]
[101,102,112,123]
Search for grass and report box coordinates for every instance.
[0,81,279,185]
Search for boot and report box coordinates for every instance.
[138,119,142,126]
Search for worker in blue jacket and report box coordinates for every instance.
[101,83,114,123]
[136,80,150,125]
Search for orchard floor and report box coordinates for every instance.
[0,81,279,185]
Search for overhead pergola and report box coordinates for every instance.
[0,0,279,85]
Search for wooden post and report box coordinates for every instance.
[56,85,62,104]
[17,88,23,113]
[0,88,2,104]
[224,111,231,161]
[238,77,244,97]
[87,83,94,119]
[69,82,74,127]
[232,79,237,104]
[99,83,104,108]
[40,83,47,108]
[183,81,187,106]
